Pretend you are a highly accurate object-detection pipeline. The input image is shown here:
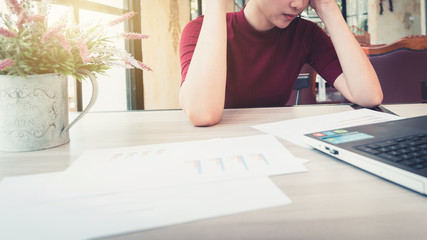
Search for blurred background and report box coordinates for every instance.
[1,0,425,111]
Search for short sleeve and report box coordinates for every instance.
[179,16,204,85]
[305,24,343,86]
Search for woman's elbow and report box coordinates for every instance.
[180,91,224,127]
[371,93,384,106]
[186,109,223,127]
[355,92,383,108]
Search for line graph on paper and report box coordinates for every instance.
[89,148,171,175]
[184,153,270,176]
[109,149,166,163]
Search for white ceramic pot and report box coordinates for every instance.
[0,69,97,152]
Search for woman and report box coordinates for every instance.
[179,0,383,126]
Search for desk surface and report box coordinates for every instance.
[1,104,427,240]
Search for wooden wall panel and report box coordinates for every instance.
[140,0,237,110]
[140,0,190,110]
[368,0,422,44]
[227,0,235,12]
[422,0,426,35]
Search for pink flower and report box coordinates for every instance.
[55,33,72,53]
[137,61,152,71]
[0,58,15,71]
[0,27,16,38]
[16,11,28,29]
[6,0,23,15]
[16,13,46,29]
[121,32,149,39]
[26,14,45,23]
[42,24,66,43]
[108,11,136,26]
[2,13,11,22]
[77,39,90,63]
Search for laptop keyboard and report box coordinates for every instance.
[355,132,427,171]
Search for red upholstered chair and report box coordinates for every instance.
[362,35,427,104]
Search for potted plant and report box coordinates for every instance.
[0,0,151,152]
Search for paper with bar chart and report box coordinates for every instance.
[66,135,307,188]
[0,134,303,240]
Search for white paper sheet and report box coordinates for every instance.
[252,109,402,148]
[67,135,305,176]
[59,135,307,196]
[0,173,290,240]
[0,135,304,240]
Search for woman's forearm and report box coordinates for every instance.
[180,1,228,126]
[314,2,383,107]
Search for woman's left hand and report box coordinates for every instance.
[309,0,339,18]
[308,0,383,107]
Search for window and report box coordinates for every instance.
[190,0,202,20]
[234,0,246,11]
[345,0,368,32]
[47,0,142,112]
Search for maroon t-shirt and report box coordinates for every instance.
[179,9,343,108]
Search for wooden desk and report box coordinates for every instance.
[1,104,426,240]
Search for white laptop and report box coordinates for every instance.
[303,115,427,195]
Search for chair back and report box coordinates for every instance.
[363,36,427,104]
[286,64,317,105]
